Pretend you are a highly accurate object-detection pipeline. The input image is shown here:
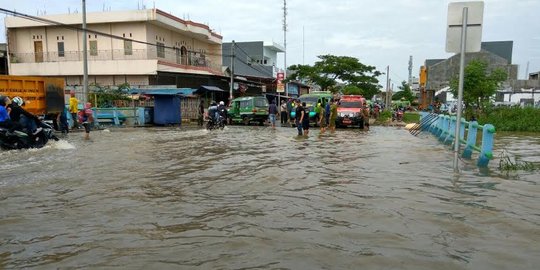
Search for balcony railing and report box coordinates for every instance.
[9,48,222,73]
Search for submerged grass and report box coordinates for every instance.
[498,149,540,172]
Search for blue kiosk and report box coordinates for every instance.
[130,88,188,126]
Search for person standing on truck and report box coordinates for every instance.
[69,91,79,130]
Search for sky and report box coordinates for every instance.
[0,0,538,90]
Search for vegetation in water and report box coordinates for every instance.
[498,150,539,173]
[479,106,540,132]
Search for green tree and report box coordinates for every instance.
[392,81,415,102]
[342,85,363,95]
[450,60,507,118]
[287,55,382,98]
[89,83,131,107]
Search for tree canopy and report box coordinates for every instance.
[449,60,507,117]
[287,55,382,99]
[392,81,415,102]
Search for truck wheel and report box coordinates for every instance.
[243,116,250,125]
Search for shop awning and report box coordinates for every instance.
[195,85,227,94]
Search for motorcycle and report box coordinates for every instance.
[206,115,226,130]
[0,122,59,150]
[392,109,404,122]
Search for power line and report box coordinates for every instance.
[0,7,230,57]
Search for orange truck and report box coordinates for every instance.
[336,95,366,128]
[0,75,65,119]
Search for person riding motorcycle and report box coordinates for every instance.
[207,101,219,123]
[217,101,228,124]
[7,96,42,135]
[0,96,23,132]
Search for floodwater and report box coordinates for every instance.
[1,125,539,269]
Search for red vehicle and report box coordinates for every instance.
[336,95,366,128]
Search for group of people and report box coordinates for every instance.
[67,91,95,140]
[0,95,44,137]
[266,98,339,136]
[0,91,95,141]
[198,100,228,127]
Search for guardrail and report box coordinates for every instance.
[418,112,495,167]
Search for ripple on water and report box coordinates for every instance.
[0,126,539,269]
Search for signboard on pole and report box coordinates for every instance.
[276,72,285,93]
[446,1,484,53]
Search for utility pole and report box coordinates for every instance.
[229,40,235,104]
[82,0,88,104]
[283,0,287,97]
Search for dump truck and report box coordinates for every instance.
[0,75,65,120]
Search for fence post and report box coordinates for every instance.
[113,107,120,126]
[462,121,478,159]
[443,116,455,145]
[459,117,466,140]
[477,124,495,167]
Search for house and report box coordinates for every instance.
[5,8,225,95]
[222,41,285,100]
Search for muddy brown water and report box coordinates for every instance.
[1,126,539,269]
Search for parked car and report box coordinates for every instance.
[228,96,269,125]
[336,95,366,128]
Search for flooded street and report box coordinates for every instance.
[1,125,539,269]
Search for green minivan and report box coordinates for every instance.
[229,96,269,125]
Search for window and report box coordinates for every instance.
[57,42,65,57]
[89,40,98,56]
[157,42,165,58]
[124,40,132,55]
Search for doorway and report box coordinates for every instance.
[34,41,43,62]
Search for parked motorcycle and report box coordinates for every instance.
[0,122,59,150]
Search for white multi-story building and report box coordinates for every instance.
[5,8,223,87]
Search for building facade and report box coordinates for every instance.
[426,41,518,91]
[5,9,223,88]
[222,41,286,99]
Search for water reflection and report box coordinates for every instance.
[0,126,538,269]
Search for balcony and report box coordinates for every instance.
[9,47,222,74]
